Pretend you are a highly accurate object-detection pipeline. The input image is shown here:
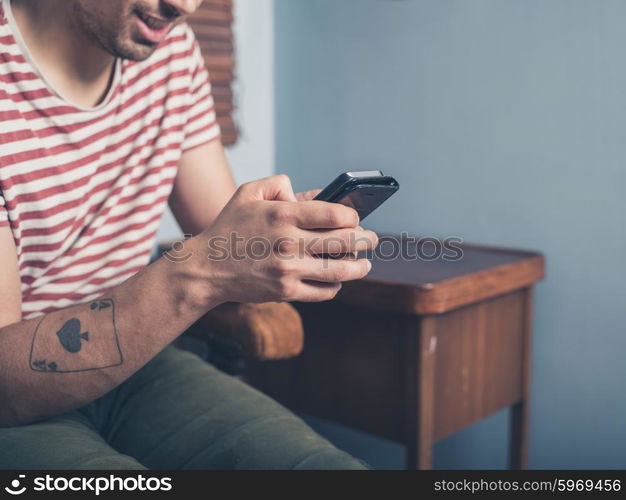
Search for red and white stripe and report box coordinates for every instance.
[0,0,220,319]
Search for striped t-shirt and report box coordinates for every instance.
[0,0,220,320]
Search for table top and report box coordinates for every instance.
[336,236,545,315]
[159,236,545,316]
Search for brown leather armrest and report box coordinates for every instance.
[187,302,304,360]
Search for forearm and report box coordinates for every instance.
[0,173,378,427]
[0,254,218,427]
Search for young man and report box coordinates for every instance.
[0,0,377,469]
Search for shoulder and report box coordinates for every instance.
[161,22,198,56]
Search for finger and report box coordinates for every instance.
[303,228,378,256]
[295,188,323,202]
[299,256,372,283]
[240,174,298,202]
[313,252,357,260]
[350,229,361,259]
[291,200,360,229]
[292,280,342,302]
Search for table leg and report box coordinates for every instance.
[406,316,437,470]
[509,401,529,469]
[509,287,533,469]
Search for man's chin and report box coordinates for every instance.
[112,40,158,62]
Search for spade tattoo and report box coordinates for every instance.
[29,298,123,373]
[90,301,110,311]
[31,360,59,372]
[56,318,90,353]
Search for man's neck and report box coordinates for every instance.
[11,0,116,108]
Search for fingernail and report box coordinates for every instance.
[366,260,372,272]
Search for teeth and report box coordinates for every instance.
[138,12,167,30]
[147,18,163,30]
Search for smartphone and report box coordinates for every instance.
[313,170,399,221]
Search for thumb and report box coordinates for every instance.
[295,188,323,202]
[244,174,298,202]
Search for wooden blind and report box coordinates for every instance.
[188,0,238,146]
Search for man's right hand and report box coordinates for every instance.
[188,175,379,305]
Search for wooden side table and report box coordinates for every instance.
[248,236,545,469]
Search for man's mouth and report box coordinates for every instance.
[133,10,174,44]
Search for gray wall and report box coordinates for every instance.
[275,0,626,468]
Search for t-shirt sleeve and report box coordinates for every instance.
[0,192,8,228]
[181,26,222,152]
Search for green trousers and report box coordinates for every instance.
[0,346,367,470]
